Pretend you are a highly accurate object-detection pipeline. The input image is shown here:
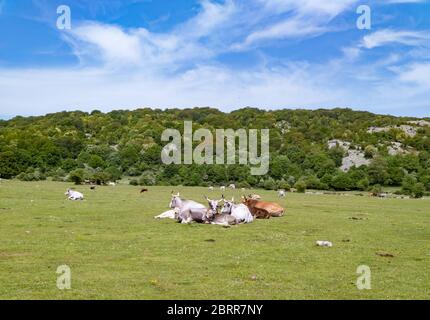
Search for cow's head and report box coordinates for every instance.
[221,195,235,214]
[204,195,220,214]
[169,192,181,209]
[65,189,72,196]
[241,195,254,206]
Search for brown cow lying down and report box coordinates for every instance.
[242,196,284,218]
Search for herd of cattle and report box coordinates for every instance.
[64,186,286,227]
[155,192,285,226]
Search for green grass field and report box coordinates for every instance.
[0,180,429,300]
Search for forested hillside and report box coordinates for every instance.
[0,108,429,196]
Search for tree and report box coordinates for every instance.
[331,172,354,191]
[88,155,105,169]
[368,157,389,185]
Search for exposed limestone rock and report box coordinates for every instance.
[328,139,350,151]
[341,150,370,172]
[367,125,418,137]
[408,120,430,127]
[275,120,291,134]
[327,140,370,172]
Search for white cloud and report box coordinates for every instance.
[232,17,327,50]
[1,0,430,117]
[232,0,358,49]
[361,29,430,49]
[397,63,430,88]
[68,23,143,66]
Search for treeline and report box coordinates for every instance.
[0,108,429,197]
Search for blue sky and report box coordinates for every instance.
[0,0,429,117]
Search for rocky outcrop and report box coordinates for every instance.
[367,125,418,137]
[328,140,370,172]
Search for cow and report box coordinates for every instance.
[65,189,84,201]
[220,186,226,191]
[169,192,207,224]
[221,196,254,224]
[208,186,214,191]
[206,211,238,226]
[229,184,236,189]
[154,208,179,220]
[90,186,96,190]
[108,182,116,186]
[140,188,149,193]
[242,196,284,218]
[177,196,221,225]
[278,190,286,198]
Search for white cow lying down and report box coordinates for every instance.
[65,189,84,201]
[154,208,179,220]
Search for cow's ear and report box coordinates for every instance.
[231,197,235,202]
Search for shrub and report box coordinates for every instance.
[412,183,425,199]
[364,145,377,159]
[278,180,291,191]
[263,178,277,190]
[129,179,139,186]
[68,169,85,185]
[305,175,323,190]
[370,184,383,195]
[139,171,157,186]
[294,180,307,193]
[236,181,251,189]
[52,175,65,182]
[17,170,46,181]
[401,175,417,196]
[357,178,370,191]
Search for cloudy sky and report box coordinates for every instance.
[0,0,429,117]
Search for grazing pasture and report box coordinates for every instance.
[0,180,429,300]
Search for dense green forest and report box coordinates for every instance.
[0,108,429,197]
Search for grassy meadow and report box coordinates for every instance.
[0,180,429,300]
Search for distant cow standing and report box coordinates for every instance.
[278,190,286,198]
[140,188,149,193]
